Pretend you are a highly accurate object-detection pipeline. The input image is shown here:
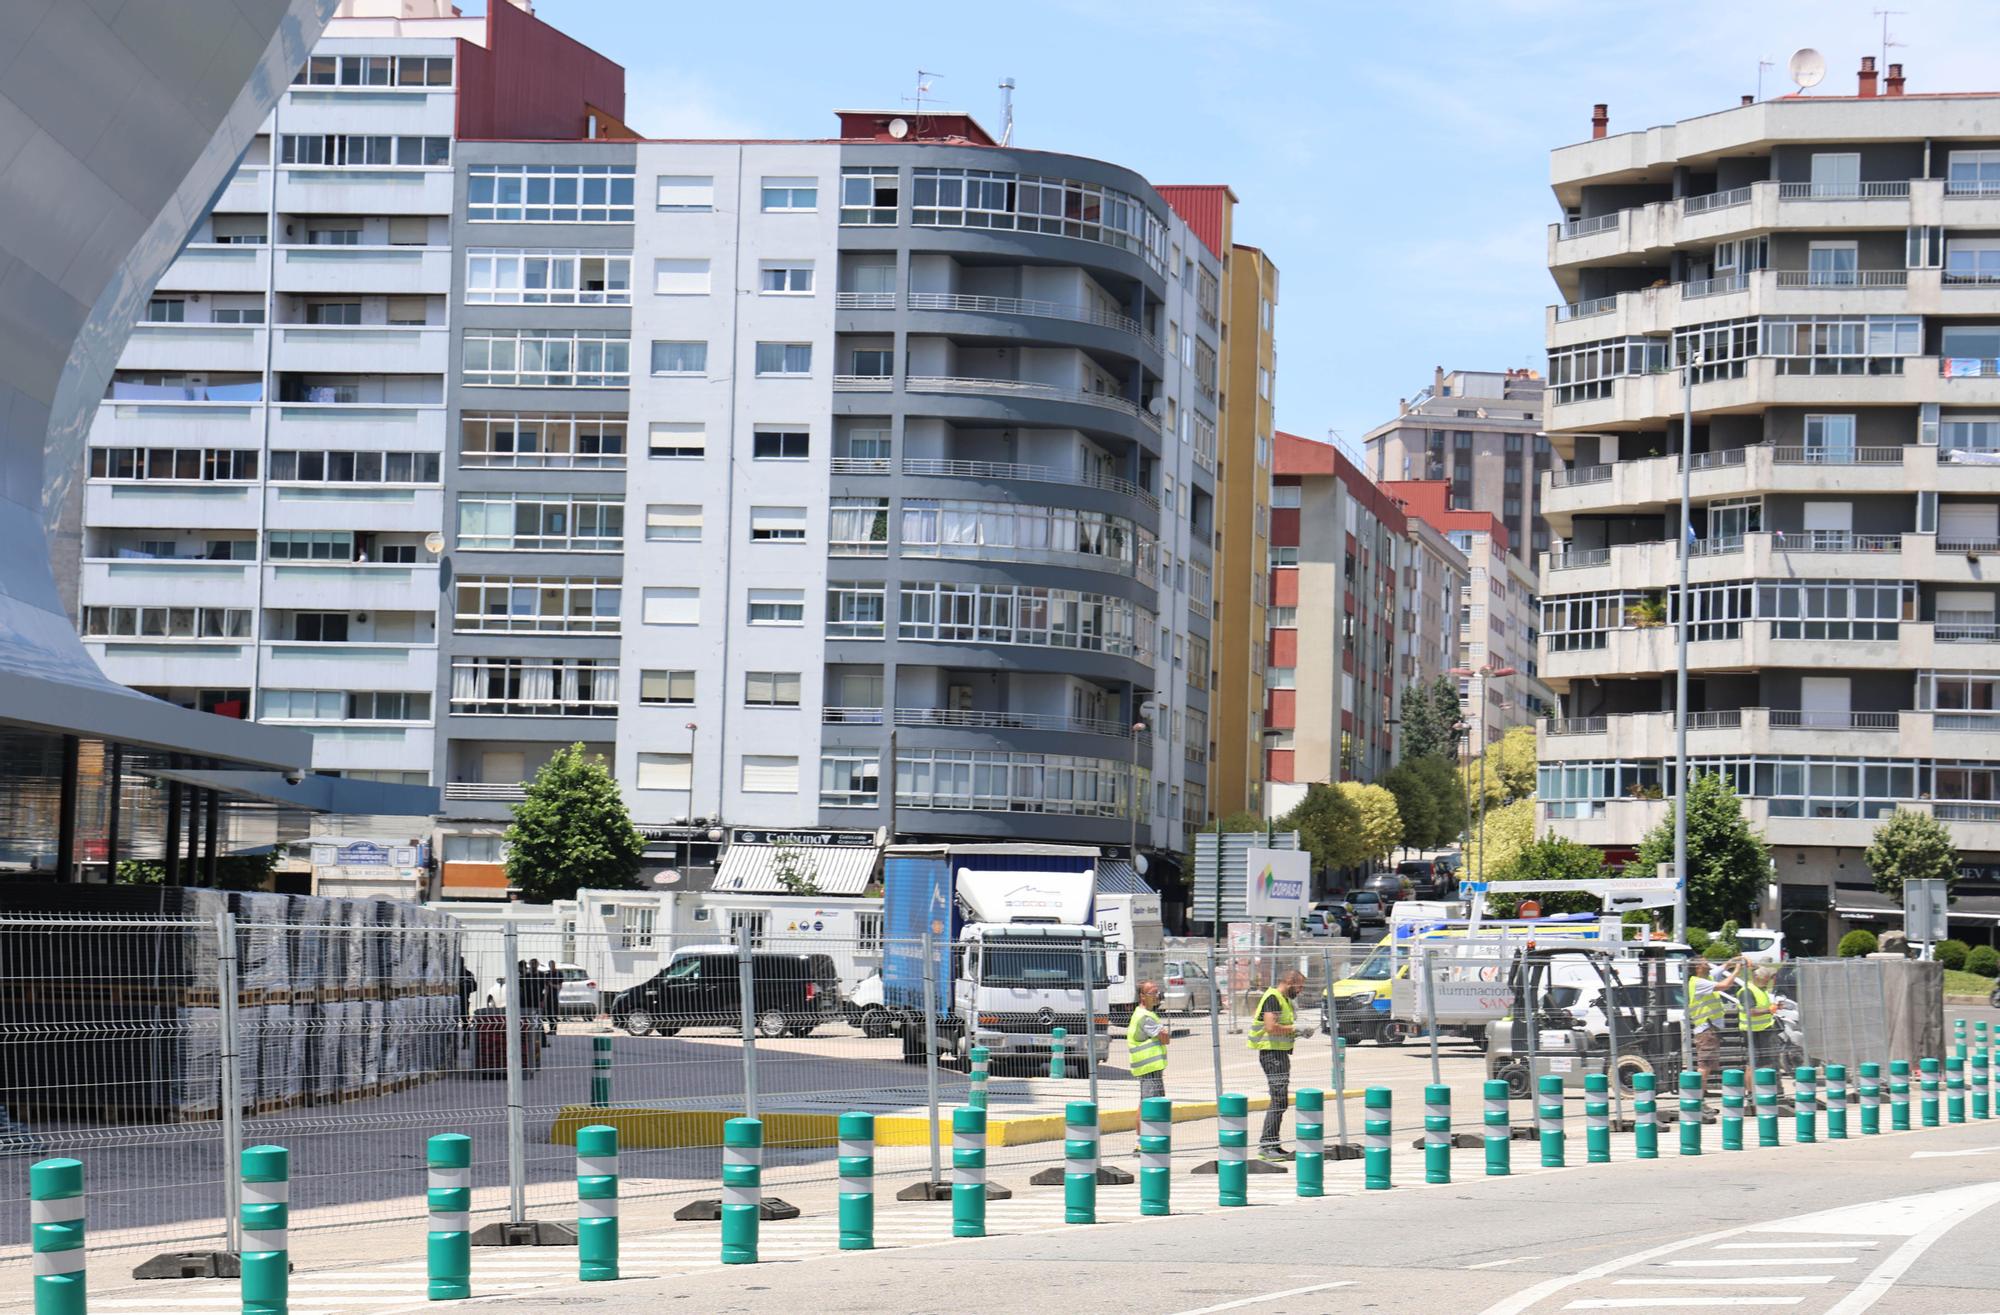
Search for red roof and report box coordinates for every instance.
[1379,479,1509,554]
[1155,185,1234,259]
[455,0,625,142]
[834,110,997,145]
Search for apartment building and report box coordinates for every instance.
[1364,366,1553,563]
[435,109,1221,887]
[1266,432,1402,815]
[1400,515,1471,715]
[1539,61,2000,951]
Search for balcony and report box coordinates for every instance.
[1545,794,2000,854]
[152,244,271,294]
[271,324,448,374]
[274,244,452,295]
[886,706,1145,739]
[443,782,527,803]
[834,292,896,310]
[120,324,266,374]
[889,457,1157,510]
[1772,269,1908,290]
[269,402,448,448]
[903,376,1162,432]
[1545,444,1956,521]
[213,167,270,213]
[90,400,262,449]
[261,561,441,612]
[275,166,454,216]
[84,482,256,530]
[262,641,438,686]
[1543,620,1999,685]
[903,292,1159,352]
[1549,180,1918,271]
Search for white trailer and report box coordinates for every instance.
[427,899,573,1005]
[1094,891,1164,1023]
[691,891,885,996]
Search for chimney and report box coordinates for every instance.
[1591,103,1609,139]
[1887,63,1906,96]
[1740,94,1755,107]
[1859,56,1878,98]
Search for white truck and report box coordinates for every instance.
[1093,890,1164,1025]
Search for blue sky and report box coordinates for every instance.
[521,0,1990,447]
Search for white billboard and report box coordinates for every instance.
[1243,847,1311,919]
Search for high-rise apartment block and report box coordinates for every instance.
[1365,366,1553,562]
[1539,63,2000,950]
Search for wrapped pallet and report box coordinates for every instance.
[302,998,339,1103]
[359,997,384,1090]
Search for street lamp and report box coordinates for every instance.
[1130,719,1147,868]
[1452,664,1516,894]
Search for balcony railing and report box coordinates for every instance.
[1939,622,2000,643]
[898,457,1155,507]
[1936,712,2000,733]
[1551,463,1613,488]
[834,292,896,309]
[905,292,1156,348]
[1936,802,2000,822]
[890,706,1141,737]
[1684,710,1744,729]
[1943,272,2000,288]
[1940,537,2000,554]
[1770,446,1905,465]
[443,782,527,802]
[1543,716,1607,736]
[904,376,1158,429]
[828,457,893,475]
[1775,530,1902,554]
[832,374,894,391]
[1559,213,1621,239]
[1946,179,2000,196]
[1768,709,1899,730]
[1682,273,1750,299]
[1555,295,1619,321]
[1683,187,1752,215]
[1942,358,2000,379]
[1773,269,1908,289]
[822,706,886,725]
[1547,547,1610,571]
[1776,181,1912,200]
[1688,448,1749,471]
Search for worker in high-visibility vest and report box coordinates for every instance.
[1127,980,1170,1101]
[1734,965,1776,1074]
[1685,957,1742,1092]
[1249,969,1315,1160]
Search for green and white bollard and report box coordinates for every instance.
[591,1036,611,1107]
[1825,1065,1848,1140]
[1049,1027,1067,1081]
[1955,1019,1967,1059]
[1585,1072,1610,1164]
[1364,1087,1391,1191]
[241,1144,289,1315]
[952,1106,988,1237]
[1633,1073,1658,1160]
[1975,1048,1990,1121]
[1891,1059,1912,1131]
[1138,1096,1172,1216]
[577,1123,620,1281]
[1859,1062,1882,1135]
[426,1133,472,1301]
[1719,1069,1744,1151]
[1678,1072,1702,1157]
[1424,1085,1451,1184]
[1537,1074,1565,1168]
[1064,1101,1098,1224]
[722,1118,761,1265]
[1296,1088,1326,1196]
[1921,1057,1941,1128]
[1483,1079,1511,1176]
[1795,1067,1817,1144]
[968,1046,990,1112]
[29,1158,84,1315]
[1217,1093,1248,1208]
[1755,1067,1780,1147]
[838,1112,874,1251]
[1948,1056,1967,1124]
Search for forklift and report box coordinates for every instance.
[1485,944,1689,1099]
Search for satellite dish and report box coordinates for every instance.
[1147,396,1166,417]
[887,117,911,139]
[1788,48,1826,91]
[652,869,681,886]
[423,531,445,555]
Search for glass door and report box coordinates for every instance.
[1803,414,1857,464]
[1809,152,1861,198]
[1808,241,1858,287]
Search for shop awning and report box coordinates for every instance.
[1094,860,1153,894]
[713,842,879,895]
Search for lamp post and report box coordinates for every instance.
[1130,720,1147,868]
[1452,665,1516,890]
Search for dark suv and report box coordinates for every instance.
[612,951,840,1039]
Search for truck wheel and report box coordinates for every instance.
[1378,1021,1413,1046]
[859,1006,892,1039]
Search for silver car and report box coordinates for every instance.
[1161,958,1215,1014]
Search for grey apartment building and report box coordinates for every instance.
[1365,366,1553,562]
[1538,62,2000,952]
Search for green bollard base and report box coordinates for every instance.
[429,1282,471,1301]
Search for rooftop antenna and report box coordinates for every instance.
[1756,55,1774,101]
[1788,47,1827,94]
[903,69,941,122]
[1873,9,1907,72]
[998,77,1016,146]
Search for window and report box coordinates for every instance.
[755,342,813,376]
[1547,335,1669,404]
[386,295,427,325]
[761,177,818,211]
[645,504,702,542]
[260,689,345,720]
[456,494,624,551]
[827,583,887,638]
[1270,484,1301,509]
[1269,546,1299,568]
[143,298,185,323]
[211,301,264,324]
[293,53,451,88]
[840,167,899,225]
[636,753,693,791]
[892,748,1137,818]
[908,167,1168,272]
[894,581,1152,659]
[1268,607,1297,628]
[648,422,705,458]
[819,752,879,807]
[655,175,714,211]
[460,414,627,469]
[292,612,350,642]
[448,658,618,715]
[464,250,632,305]
[749,506,807,542]
[280,134,446,167]
[640,670,696,705]
[759,263,814,294]
[829,498,889,556]
[1803,414,1858,462]
[267,530,354,561]
[84,606,250,639]
[653,258,710,295]
[741,755,799,793]
[650,340,707,375]
[304,300,360,325]
[467,164,636,223]
[1267,666,1296,689]
[747,588,805,625]
[268,449,439,483]
[453,577,621,634]
[462,329,630,388]
[642,587,699,625]
[347,691,430,721]
[746,671,802,706]
[89,448,258,482]
[849,349,893,377]
[1946,237,2000,287]
[753,429,809,460]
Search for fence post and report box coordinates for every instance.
[1754,1067,1779,1147]
[1677,1071,1702,1157]
[1921,1057,1941,1127]
[240,1144,289,1315]
[1586,1072,1611,1163]
[1826,1064,1849,1140]
[1332,1037,1350,1149]
[1296,1088,1325,1196]
[1425,1084,1452,1182]
[30,1158,84,1315]
[1217,1092,1248,1207]
[1633,1073,1658,1159]
[1975,1047,1991,1121]
[1719,1069,1744,1151]
[1859,1061,1882,1135]
[968,1046,989,1112]
[576,1124,619,1282]
[922,926,941,1191]
[1138,1096,1172,1216]
[1363,1087,1391,1191]
[737,925,760,1121]
[1891,1059,1912,1131]
[591,1036,611,1108]
[215,909,245,1257]
[1050,1026,1068,1081]
[1082,942,1100,1102]
[1207,939,1223,1105]
[501,924,525,1228]
[1948,1056,1967,1124]
[1483,1078,1511,1175]
[721,1117,761,1266]
[1537,1074,1564,1168]
[1795,1066,1818,1143]
[952,1107,987,1237]
[1064,1101,1098,1224]
[427,1133,472,1301]
[838,1112,874,1251]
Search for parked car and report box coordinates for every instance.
[1361,871,1416,906]
[1162,958,1215,1014]
[844,970,895,1037]
[1345,890,1390,932]
[612,950,841,1038]
[555,963,599,1016]
[1396,859,1447,899]
[1305,907,1356,939]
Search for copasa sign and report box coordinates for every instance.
[1243,847,1310,919]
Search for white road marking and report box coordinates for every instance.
[1821,1184,2000,1315]
[1718,1241,1879,1249]
[1566,1300,1804,1310]
[1910,1146,2000,1159]
[1165,1281,1358,1315]
[1612,1277,1834,1287]
[1469,1255,1550,1270]
[1664,1257,1859,1267]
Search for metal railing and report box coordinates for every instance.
[1543,715,1608,736]
[889,706,1141,738]
[1555,295,1619,321]
[1942,272,2000,287]
[1936,712,2000,733]
[1940,537,2000,554]
[832,374,894,391]
[905,291,1156,348]
[1559,212,1621,239]
[1942,358,2000,379]
[820,706,886,725]
[442,782,528,801]
[1682,272,1750,299]
[1769,709,1900,729]
[1546,547,1610,571]
[903,376,1160,430]
[1776,530,1902,554]
[1774,269,1908,289]
[898,456,1156,507]
[1688,448,1749,470]
[833,292,896,309]
[1684,709,1744,729]
[828,456,892,475]
[1683,186,1752,215]
[1946,179,2000,196]
[1771,445,1906,465]
[1939,622,2000,643]
[1777,180,1912,199]
[1551,463,1613,488]
[1936,801,2000,822]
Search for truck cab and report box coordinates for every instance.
[957,923,1112,1069]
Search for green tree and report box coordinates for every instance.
[1864,809,1959,903]
[504,743,644,903]
[1837,929,1879,958]
[1628,771,1770,928]
[1400,677,1463,763]
[1462,794,1536,888]
[1412,754,1468,847]
[770,842,821,896]
[117,852,278,891]
[1280,783,1364,873]
[1481,836,1608,916]
[1380,759,1439,853]
[1341,781,1403,865]
[1465,724,1538,810]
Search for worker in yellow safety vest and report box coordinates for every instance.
[1127,980,1170,1101]
[1685,958,1742,1091]
[1249,969,1315,1160]
[1734,967,1778,1075]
